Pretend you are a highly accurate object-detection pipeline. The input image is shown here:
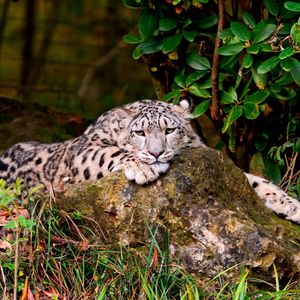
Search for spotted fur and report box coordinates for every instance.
[0,99,299,223]
[245,173,300,223]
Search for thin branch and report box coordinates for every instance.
[13,209,19,300]
[0,264,7,299]
[280,152,298,191]
[210,0,225,123]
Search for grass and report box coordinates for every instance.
[1,180,300,299]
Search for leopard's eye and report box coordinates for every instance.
[165,128,176,135]
[134,130,145,136]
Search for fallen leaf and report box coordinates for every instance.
[0,240,12,251]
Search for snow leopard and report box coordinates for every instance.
[0,99,299,223]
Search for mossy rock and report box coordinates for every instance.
[55,147,300,280]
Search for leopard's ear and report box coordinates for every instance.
[114,107,136,128]
[171,99,193,119]
[178,99,191,111]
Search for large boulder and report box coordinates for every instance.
[55,147,300,280]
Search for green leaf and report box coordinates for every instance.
[230,22,250,41]
[263,0,279,16]
[234,70,242,89]
[273,87,297,100]
[275,73,294,85]
[242,53,253,68]
[218,42,244,56]
[222,105,243,133]
[5,220,17,229]
[17,215,27,227]
[194,77,212,89]
[159,18,180,31]
[139,9,159,38]
[0,193,12,207]
[280,57,293,71]
[294,138,300,153]
[162,35,182,53]
[135,38,163,55]
[123,34,143,44]
[174,74,186,88]
[290,23,300,46]
[183,18,192,28]
[284,1,300,12]
[242,12,256,29]
[259,44,273,52]
[192,100,211,117]
[132,47,144,59]
[183,30,197,42]
[186,52,211,70]
[221,88,237,105]
[279,47,294,59]
[243,102,260,119]
[264,158,281,185]
[255,133,269,151]
[2,262,14,271]
[218,28,234,40]
[162,89,181,102]
[246,44,260,54]
[186,71,208,86]
[220,54,239,69]
[24,219,35,230]
[240,75,253,99]
[249,152,265,174]
[257,56,280,74]
[194,14,218,29]
[122,0,142,8]
[188,83,211,98]
[289,57,300,86]
[228,125,235,152]
[244,90,270,104]
[172,92,182,105]
[252,22,276,44]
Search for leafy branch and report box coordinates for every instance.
[123,0,300,196]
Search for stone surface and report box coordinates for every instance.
[55,147,300,280]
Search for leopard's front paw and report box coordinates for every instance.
[123,161,170,184]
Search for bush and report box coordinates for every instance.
[123,0,300,197]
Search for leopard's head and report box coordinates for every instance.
[116,100,204,164]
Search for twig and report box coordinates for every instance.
[13,210,20,300]
[0,264,7,300]
[210,0,225,122]
[280,152,298,191]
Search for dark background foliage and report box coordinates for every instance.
[0,0,154,118]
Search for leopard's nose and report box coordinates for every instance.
[149,150,164,159]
